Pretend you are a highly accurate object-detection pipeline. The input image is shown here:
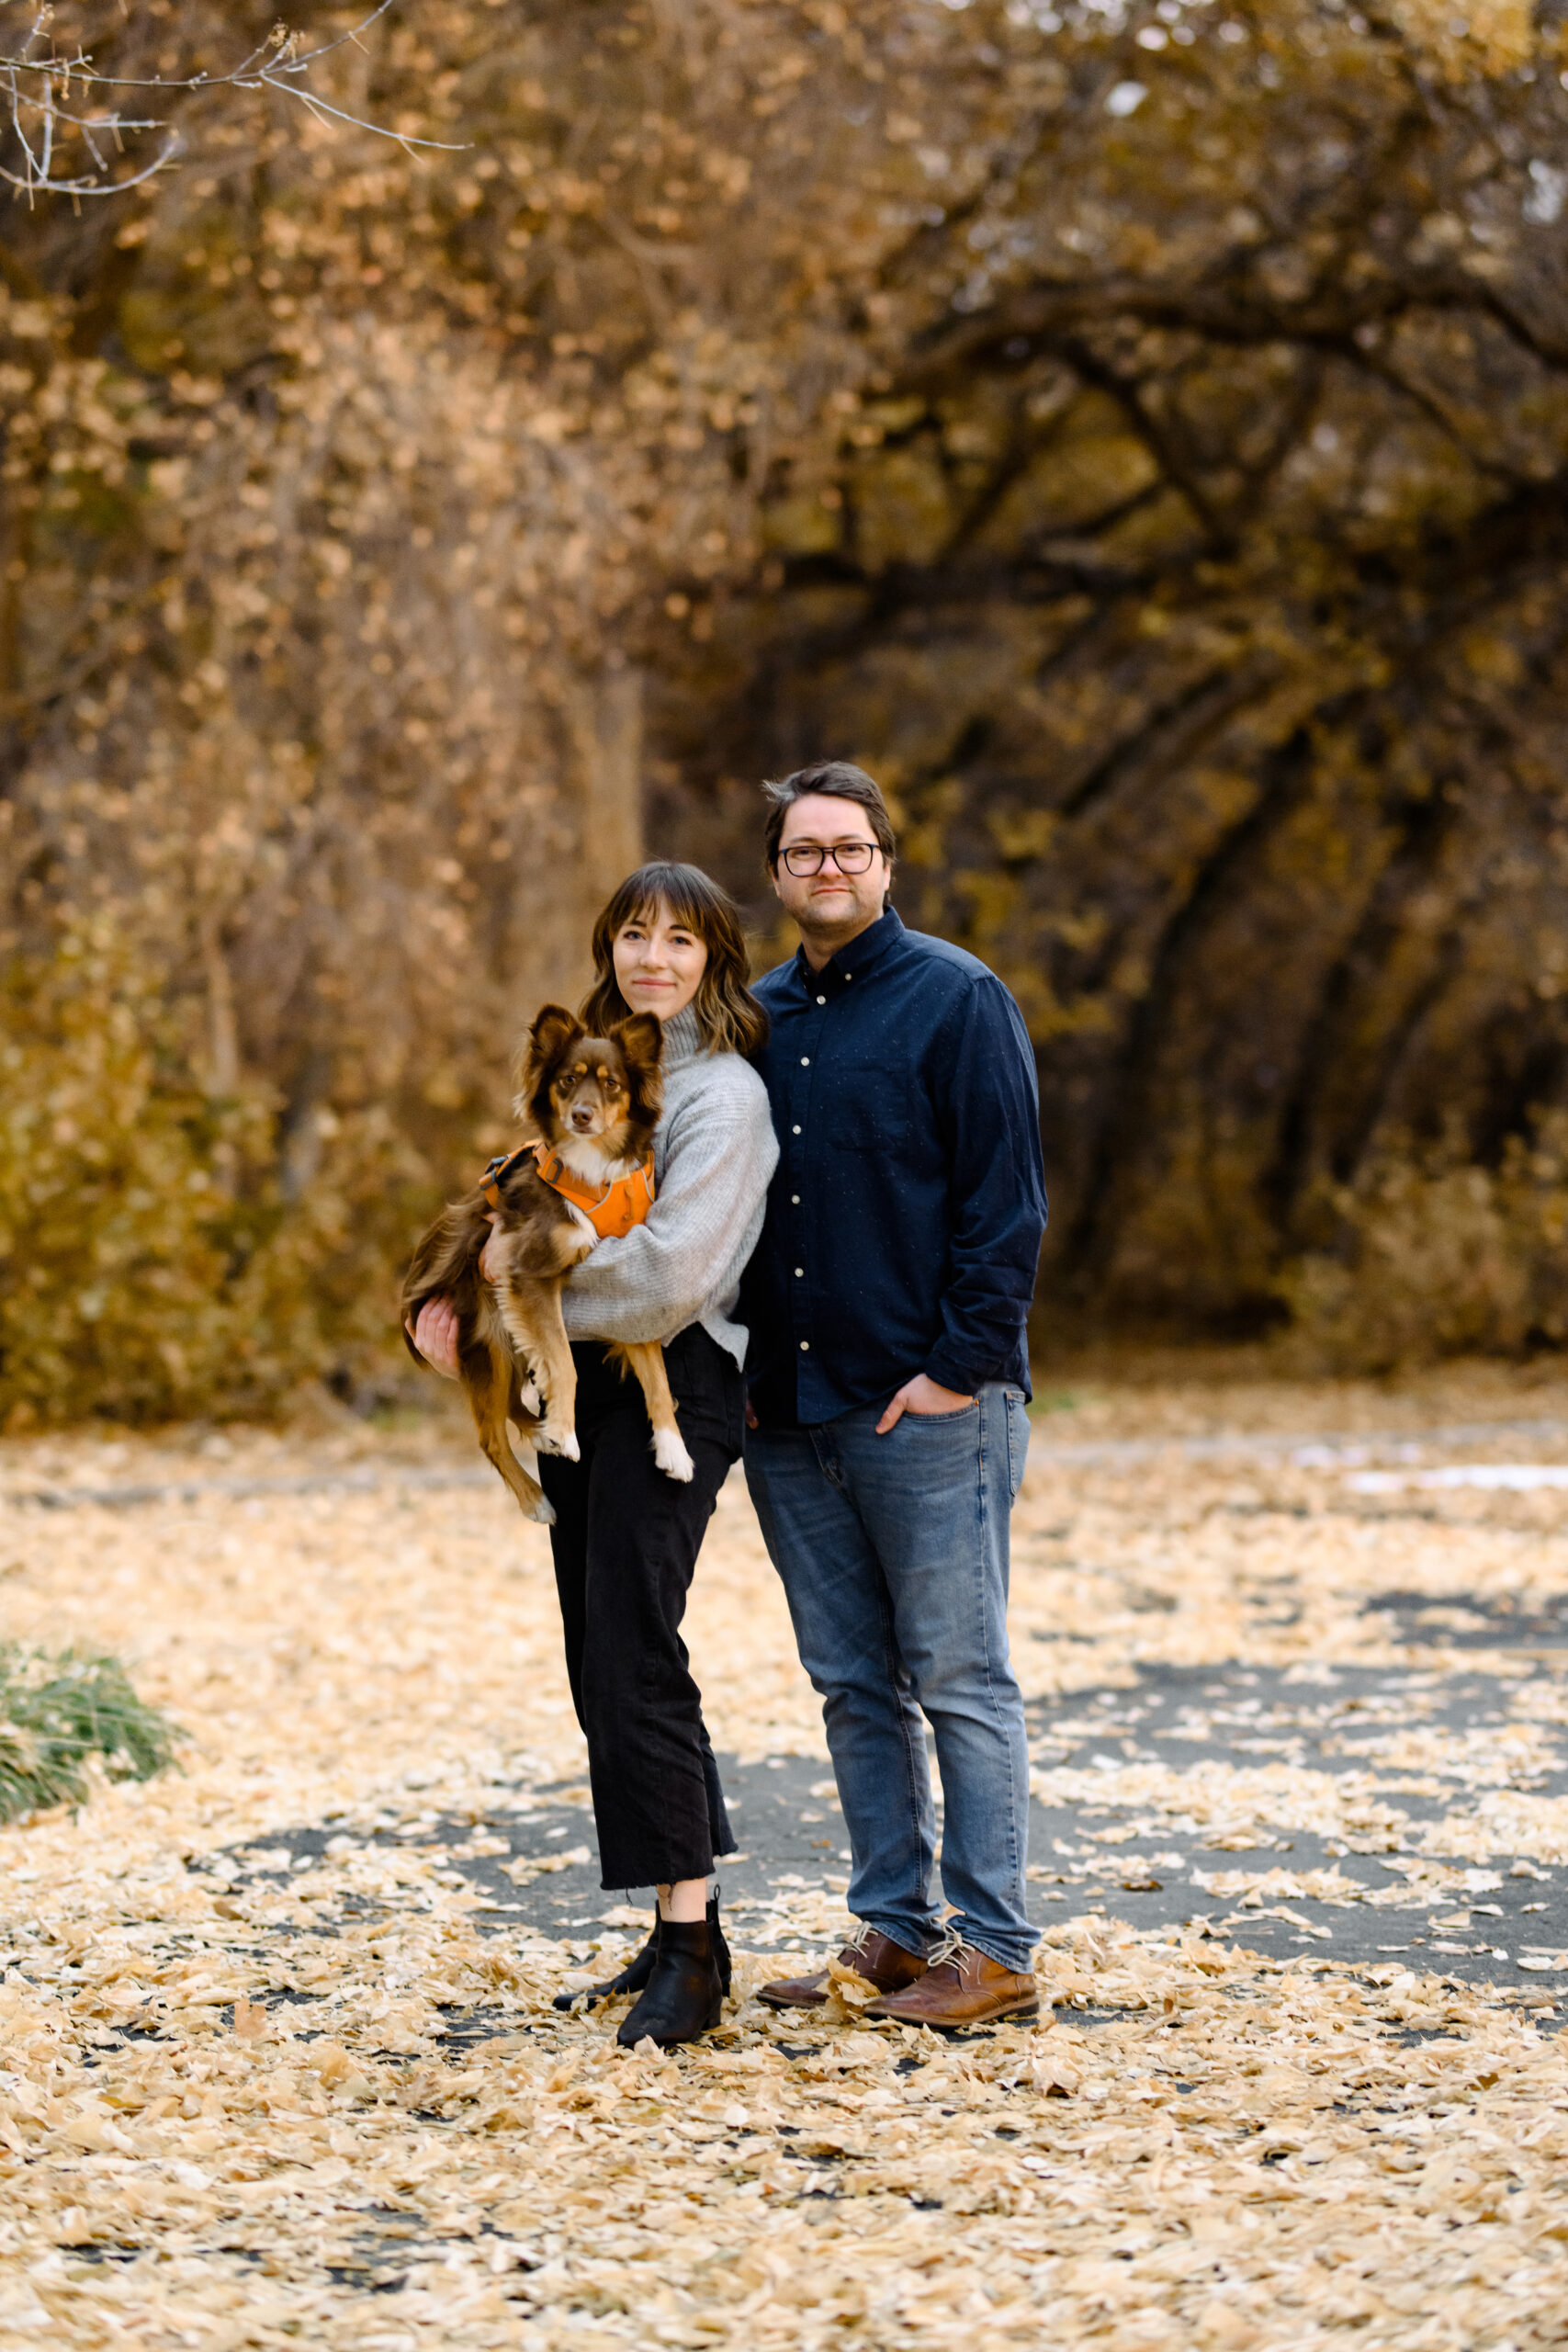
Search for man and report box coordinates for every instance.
[741,761,1048,2030]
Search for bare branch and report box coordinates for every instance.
[0,1,464,197]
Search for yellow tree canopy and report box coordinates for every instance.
[3,0,1568,1412]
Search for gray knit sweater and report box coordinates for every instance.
[559,1006,779,1367]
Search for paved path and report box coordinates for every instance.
[17,1406,1568,2017]
[208,1599,1568,2013]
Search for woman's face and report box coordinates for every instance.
[613,902,708,1023]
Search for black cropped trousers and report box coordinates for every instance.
[537,1325,739,1891]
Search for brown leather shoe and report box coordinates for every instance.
[863,1934,1039,2031]
[757,1926,928,2011]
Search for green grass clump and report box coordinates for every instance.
[0,1645,184,1822]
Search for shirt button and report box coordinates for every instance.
[795,1267,804,1277]
[792,1125,801,1135]
[799,1340,809,1352]
[816,995,826,1005]
[791,1194,800,1204]
[800,1057,809,1066]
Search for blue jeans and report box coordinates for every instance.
[744,1385,1034,1973]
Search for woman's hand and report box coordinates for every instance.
[407,1295,460,1379]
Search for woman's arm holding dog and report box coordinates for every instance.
[561,1065,778,1345]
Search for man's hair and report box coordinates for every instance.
[761,762,897,873]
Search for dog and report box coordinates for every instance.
[400,1003,695,1521]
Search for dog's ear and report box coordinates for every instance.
[517,1003,582,1128]
[525,1003,580,1069]
[612,1012,663,1073]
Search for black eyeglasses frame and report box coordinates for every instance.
[779,841,879,877]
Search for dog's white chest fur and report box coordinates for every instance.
[557,1135,639,1186]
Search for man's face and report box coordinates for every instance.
[771,793,890,938]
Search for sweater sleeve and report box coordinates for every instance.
[560,1065,780,1346]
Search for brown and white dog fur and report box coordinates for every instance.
[400,1003,694,1522]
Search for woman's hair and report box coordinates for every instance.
[581,861,769,1057]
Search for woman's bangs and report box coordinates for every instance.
[619,884,714,945]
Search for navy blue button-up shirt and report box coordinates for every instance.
[742,908,1048,1426]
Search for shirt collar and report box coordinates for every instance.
[794,906,905,993]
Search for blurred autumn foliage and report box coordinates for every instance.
[3,0,1568,1419]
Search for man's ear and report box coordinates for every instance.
[613,1012,664,1072]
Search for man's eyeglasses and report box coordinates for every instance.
[780,841,878,877]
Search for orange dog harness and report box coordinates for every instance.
[480,1143,656,1240]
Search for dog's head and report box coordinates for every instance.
[518,1004,663,1157]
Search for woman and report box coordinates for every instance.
[410,862,778,2047]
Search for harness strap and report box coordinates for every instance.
[479,1141,656,1240]
[479,1148,531,1211]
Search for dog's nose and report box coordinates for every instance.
[570,1106,595,1130]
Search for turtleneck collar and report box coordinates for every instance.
[660,1004,703,1073]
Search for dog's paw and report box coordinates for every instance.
[536,1427,581,1463]
[526,1493,558,1526]
[652,1428,695,1483]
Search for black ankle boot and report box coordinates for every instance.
[616,1917,723,2049]
[708,1890,731,1999]
[553,1907,660,2011]
[552,1894,729,2015]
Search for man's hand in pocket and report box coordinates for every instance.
[875,1374,976,1434]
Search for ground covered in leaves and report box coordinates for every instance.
[6,1360,1568,2347]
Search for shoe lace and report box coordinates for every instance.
[848,1920,972,1971]
[924,1923,969,1972]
